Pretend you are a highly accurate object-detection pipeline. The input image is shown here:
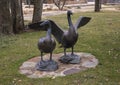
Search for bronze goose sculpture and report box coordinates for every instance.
[35,20,58,71]
[28,10,91,64]
[38,20,56,61]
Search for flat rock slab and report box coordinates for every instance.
[19,52,99,78]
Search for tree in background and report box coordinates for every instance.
[32,0,43,23]
[53,0,66,10]
[11,0,24,34]
[0,0,24,35]
[95,0,101,12]
[0,0,13,34]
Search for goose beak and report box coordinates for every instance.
[67,10,73,15]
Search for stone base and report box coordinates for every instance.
[19,52,99,78]
[59,54,80,64]
[36,60,58,71]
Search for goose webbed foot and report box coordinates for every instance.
[36,59,58,71]
[71,52,74,56]
[59,46,81,64]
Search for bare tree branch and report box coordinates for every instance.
[53,0,66,10]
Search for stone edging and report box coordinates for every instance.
[19,52,99,78]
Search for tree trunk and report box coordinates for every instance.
[32,0,43,23]
[0,0,13,34]
[95,0,100,12]
[11,0,24,34]
[99,0,102,9]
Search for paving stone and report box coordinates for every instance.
[63,68,81,75]
[21,62,36,68]
[81,58,98,68]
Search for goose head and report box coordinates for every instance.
[40,20,52,38]
[67,10,73,16]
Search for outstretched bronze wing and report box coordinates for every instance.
[49,20,64,44]
[28,20,64,44]
[28,21,48,31]
[74,16,91,30]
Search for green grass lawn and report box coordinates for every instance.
[0,11,120,85]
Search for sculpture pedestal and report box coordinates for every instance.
[59,54,81,64]
[36,60,58,71]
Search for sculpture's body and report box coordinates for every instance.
[36,21,58,71]
[62,11,78,56]
[28,10,91,64]
[38,21,56,61]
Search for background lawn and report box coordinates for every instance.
[0,11,120,85]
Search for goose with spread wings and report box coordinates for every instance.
[28,10,91,63]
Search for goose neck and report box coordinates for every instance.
[67,15,73,27]
[46,28,51,38]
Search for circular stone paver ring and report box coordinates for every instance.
[19,52,99,78]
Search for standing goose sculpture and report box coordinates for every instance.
[36,20,58,71]
[28,10,91,64]
[38,20,56,61]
